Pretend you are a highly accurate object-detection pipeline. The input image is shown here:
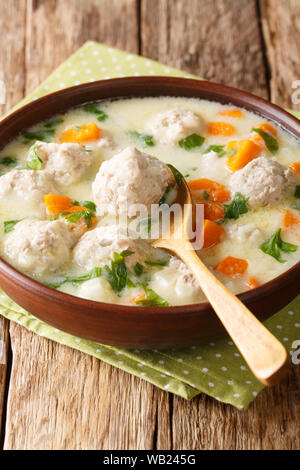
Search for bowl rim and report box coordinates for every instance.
[0,75,300,317]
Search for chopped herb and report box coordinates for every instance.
[73,200,96,212]
[136,287,169,307]
[178,133,205,151]
[26,143,43,170]
[104,252,130,293]
[184,174,190,178]
[0,156,17,167]
[83,103,108,121]
[134,262,144,277]
[21,128,55,143]
[251,128,279,154]
[159,185,174,206]
[260,228,297,263]
[203,144,225,155]
[224,148,237,158]
[50,210,71,221]
[295,186,300,198]
[129,130,154,147]
[4,219,21,233]
[120,250,134,258]
[167,164,183,186]
[43,117,64,128]
[203,190,210,201]
[46,267,102,289]
[145,259,169,267]
[224,192,248,220]
[65,209,94,228]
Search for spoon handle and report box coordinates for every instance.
[168,239,290,386]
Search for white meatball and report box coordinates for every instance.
[4,219,78,278]
[73,224,152,270]
[147,108,204,145]
[92,146,172,215]
[228,156,295,208]
[0,169,57,217]
[32,141,93,185]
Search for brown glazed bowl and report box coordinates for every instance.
[0,77,299,349]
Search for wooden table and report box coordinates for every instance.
[0,0,299,450]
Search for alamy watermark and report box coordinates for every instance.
[291,80,300,105]
[291,340,300,365]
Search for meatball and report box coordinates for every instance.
[92,146,172,215]
[32,141,93,185]
[147,108,204,145]
[228,156,295,207]
[4,219,78,278]
[0,169,57,217]
[73,224,152,270]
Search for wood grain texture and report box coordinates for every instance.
[25,0,139,93]
[140,0,269,98]
[260,0,300,109]
[1,0,300,450]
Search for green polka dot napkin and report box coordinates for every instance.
[1,41,300,409]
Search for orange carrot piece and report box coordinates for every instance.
[188,178,225,192]
[44,194,72,216]
[204,202,225,221]
[60,122,101,143]
[212,189,230,203]
[259,122,278,137]
[289,162,300,175]
[202,219,225,249]
[226,139,261,172]
[247,277,260,289]
[130,295,147,305]
[283,209,300,228]
[219,109,243,118]
[215,256,248,276]
[207,122,235,136]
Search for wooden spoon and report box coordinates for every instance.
[152,174,290,386]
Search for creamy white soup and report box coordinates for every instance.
[0,97,299,306]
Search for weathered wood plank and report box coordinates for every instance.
[25,0,140,93]
[3,0,169,451]
[260,0,300,108]
[0,0,27,443]
[141,0,269,98]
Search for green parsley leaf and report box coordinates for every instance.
[43,117,64,128]
[21,128,55,143]
[26,143,43,170]
[4,219,21,233]
[134,262,144,277]
[260,228,297,263]
[159,185,174,206]
[167,164,183,186]
[73,200,96,212]
[120,250,134,258]
[1,156,17,167]
[136,287,169,307]
[178,133,205,150]
[203,144,225,155]
[104,252,129,293]
[251,128,279,154]
[295,186,300,198]
[224,193,248,220]
[129,130,154,147]
[65,209,94,228]
[145,259,169,267]
[83,103,108,121]
[46,267,102,289]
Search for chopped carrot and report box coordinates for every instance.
[289,162,300,175]
[259,122,278,137]
[44,194,72,216]
[202,219,225,249]
[215,256,248,276]
[204,202,225,221]
[247,277,260,289]
[212,189,230,203]
[188,178,225,192]
[226,139,261,171]
[130,295,147,305]
[283,209,300,228]
[207,122,235,136]
[60,122,101,143]
[219,109,243,118]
